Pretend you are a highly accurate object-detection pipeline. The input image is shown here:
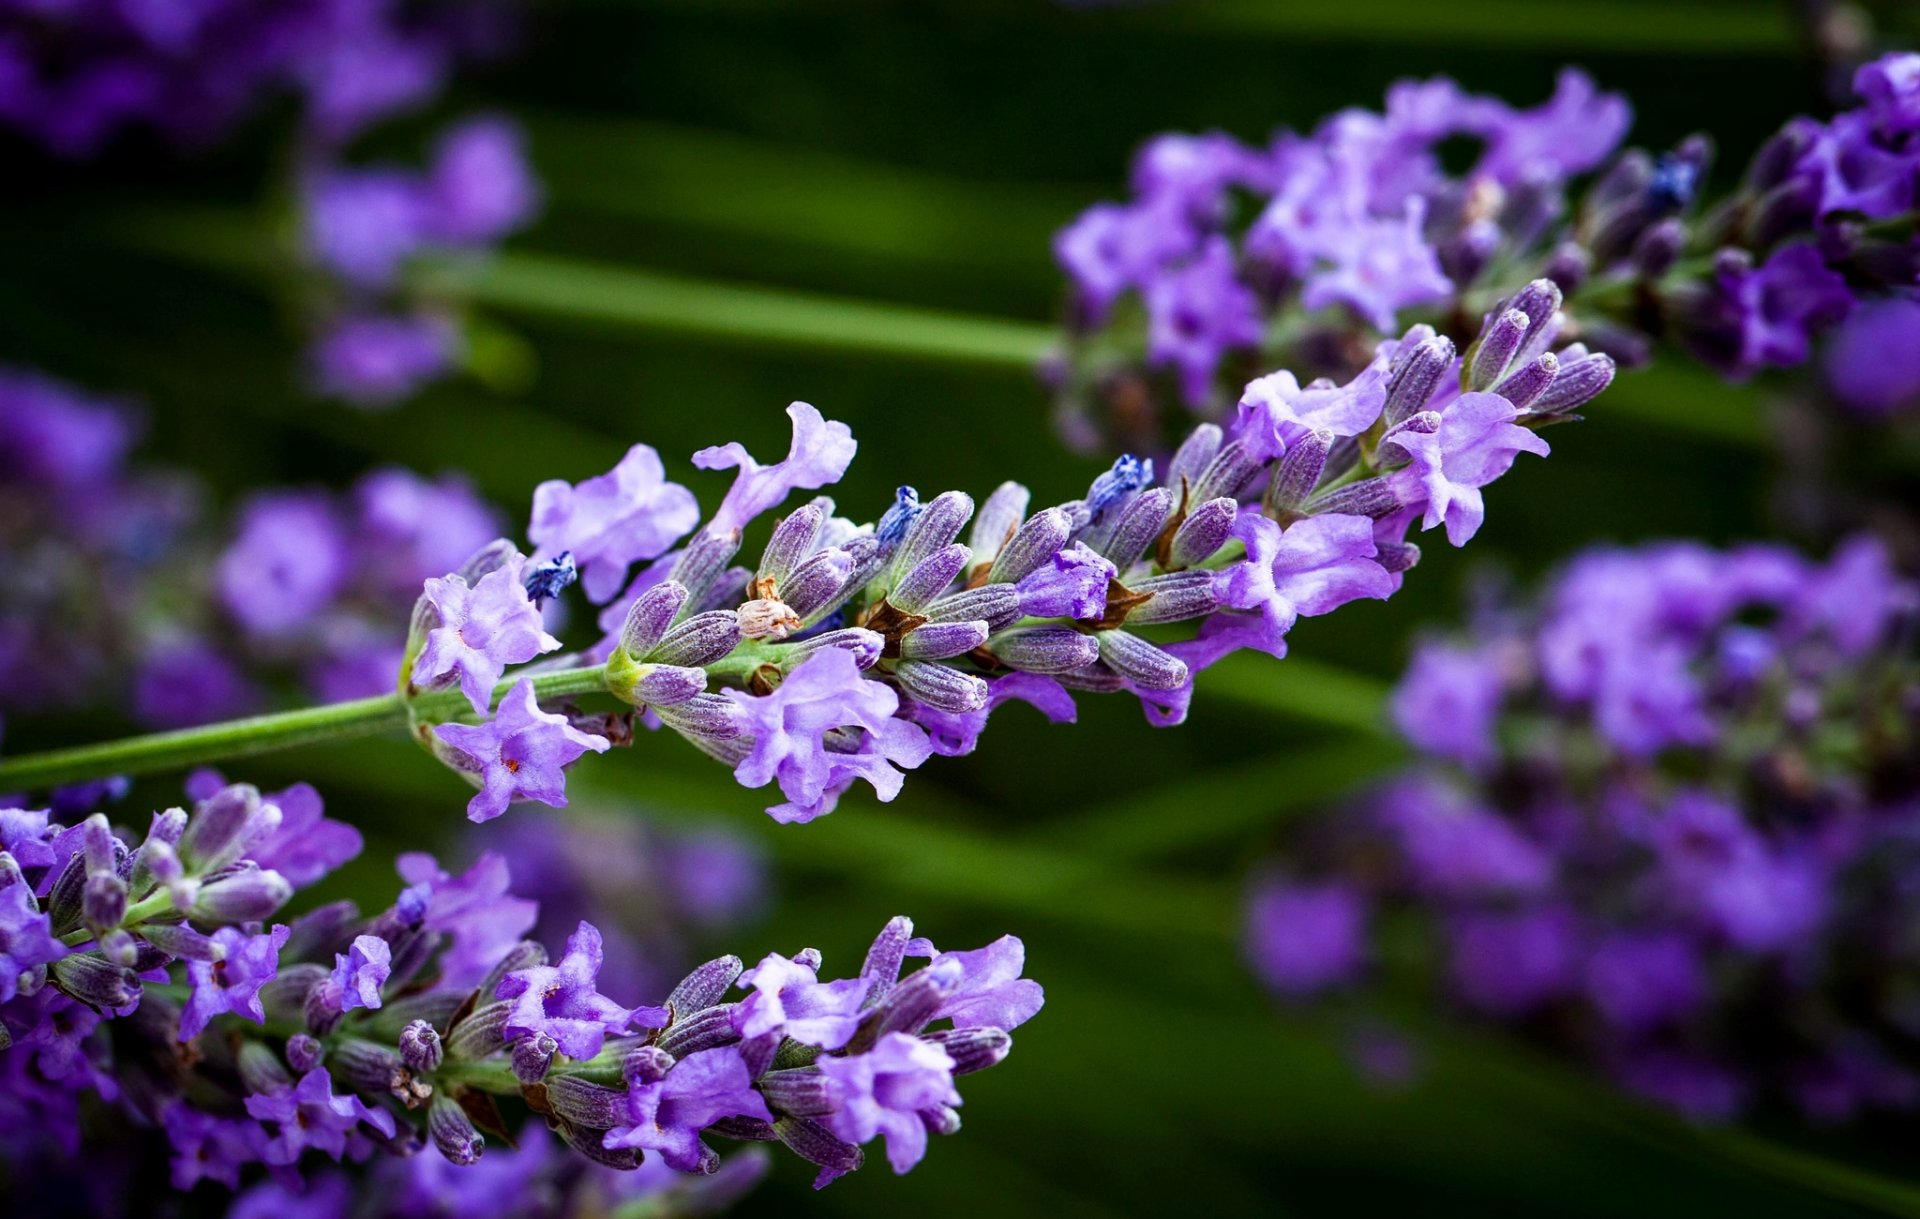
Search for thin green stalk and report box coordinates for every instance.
[0,665,610,793]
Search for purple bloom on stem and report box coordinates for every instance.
[905,935,1045,1030]
[603,1046,774,1172]
[1389,639,1509,769]
[395,851,537,992]
[180,924,291,1041]
[1144,236,1264,406]
[1216,512,1396,658]
[245,782,363,888]
[330,934,391,1012]
[733,952,870,1049]
[1384,391,1551,545]
[497,920,661,1060]
[1245,879,1368,998]
[217,493,349,638]
[903,672,1077,759]
[0,879,65,1002]
[1015,542,1115,620]
[1376,777,1552,898]
[1054,199,1197,323]
[819,1032,962,1174]
[310,313,459,409]
[1649,793,1826,953]
[1231,358,1390,463]
[723,647,933,824]
[528,444,700,604]
[1473,68,1631,184]
[1720,245,1856,377]
[427,115,541,244]
[164,1102,265,1190]
[434,679,610,823]
[1300,202,1452,332]
[1855,52,1920,137]
[692,402,858,537]
[226,1174,354,1219]
[354,469,503,599]
[1823,298,1920,418]
[412,556,562,714]
[245,1067,398,1164]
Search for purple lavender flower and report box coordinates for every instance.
[179,924,290,1041]
[1015,541,1115,621]
[412,556,562,713]
[1856,53,1920,138]
[603,1046,775,1172]
[1473,67,1632,184]
[497,921,661,1060]
[355,469,504,599]
[1383,391,1551,545]
[330,934,392,1012]
[310,313,460,409]
[434,679,610,822]
[1822,297,1920,418]
[395,851,537,992]
[1388,639,1509,769]
[427,115,542,244]
[304,167,432,289]
[902,672,1078,758]
[905,935,1044,1030]
[225,1174,355,1219]
[1245,879,1368,998]
[0,878,65,1002]
[245,781,364,888]
[1300,203,1453,332]
[691,402,857,536]
[529,444,700,604]
[1231,358,1390,463]
[723,647,933,824]
[819,1032,962,1174]
[245,1067,399,1164]
[733,952,870,1049]
[217,492,350,638]
[1715,245,1856,378]
[1583,930,1706,1034]
[1375,777,1552,898]
[1144,236,1264,406]
[163,1102,265,1191]
[1214,512,1396,659]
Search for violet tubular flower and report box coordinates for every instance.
[1244,537,1920,1129]
[432,679,611,822]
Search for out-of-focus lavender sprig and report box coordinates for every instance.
[0,776,1038,1201]
[365,302,1609,824]
[1048,53,1920,456]
[1244,537,1920,1127]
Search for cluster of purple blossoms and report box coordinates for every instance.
[0,775,1039,1206]
[396,311,1611,824]
[301,115,542,407]
[1246,537,1920,1125]
[0,0,515,158]
[1051,53,1920,454]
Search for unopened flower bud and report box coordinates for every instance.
[399,1020,444,1073]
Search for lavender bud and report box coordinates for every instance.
[671,528,743,611]
[80,814,115,876]
[899,621,990,662]
[668,955,744,1018]
[860,916,914,1006]
[271,1035,320,1076]
[142,805,188,847]
[793,948,824,971]
[545,1075,628,1128]
[399,1021,444,1073]
[781,629,885,670]
[1631,217,1686,278]
[710,1116,779,1141]
[654,694,746,745]
[1097,487,1176,571]
[987,508,1072,584]
[1166,423,1224,496]
[51,953,138,1009]
[1492,352,1559,410]
[620,581,691,657]
[1123,573,1223,625]
[177,784,261,873]
[1191,438,1262,504]
[1054,665,1131,694]
[1167,496,1238,568]
[512,1031,559,1083]
[140,922,221,961]
[1531,351,1617,414]
[429,1094,484,1166]
[776,1116,864,1183]
[1505,279,1563,336]
[1382,335,1455,428]
[657,1004,741,1058]
[237,1040,293,1096]
[625,664,708,708]
[892,491,973,585]
[446,1001,513,1062]
[83,872,127,931]
[968,482,1030,562]
[780,548,856,619]
[759,503,826,585]
[1438,218,1500,284]
[260,964,328,1025]
[1305,475,1405,519]
[921,1026,1013,1075]
[1749,175,1822,250]
[1097,631,1189,691]
[1541,242,1591,292]
[624,1044,676,1086]
[1377,541,1422,573]
[988,627,1100,674]
[855,959,963,1047]
[191,867,293,923]
[921,1104,963,1136]
[649,611,741,669]
[759,1067,832,1117]
[1266,429,1332,515]
[1467,308,1530,390]
[43,858,86,934]
[130,830,184,900]
[456,539,519,585]
[893,661,989,713]
[306,979,347,1036]
[334,1038,406,1095]
[924,585,1021,630]
[892,544,971,615]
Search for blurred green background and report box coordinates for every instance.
[9,0,1920,1214]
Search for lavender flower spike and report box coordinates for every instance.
[412,552,562,713]
[433,679,610,823]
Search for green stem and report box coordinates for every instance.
[0,665,610,793]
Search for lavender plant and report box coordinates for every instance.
[0,775,1035,1199]
[1049,53,1920,456]
[1245,537,1920,1124]
[0,303,1614,821]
